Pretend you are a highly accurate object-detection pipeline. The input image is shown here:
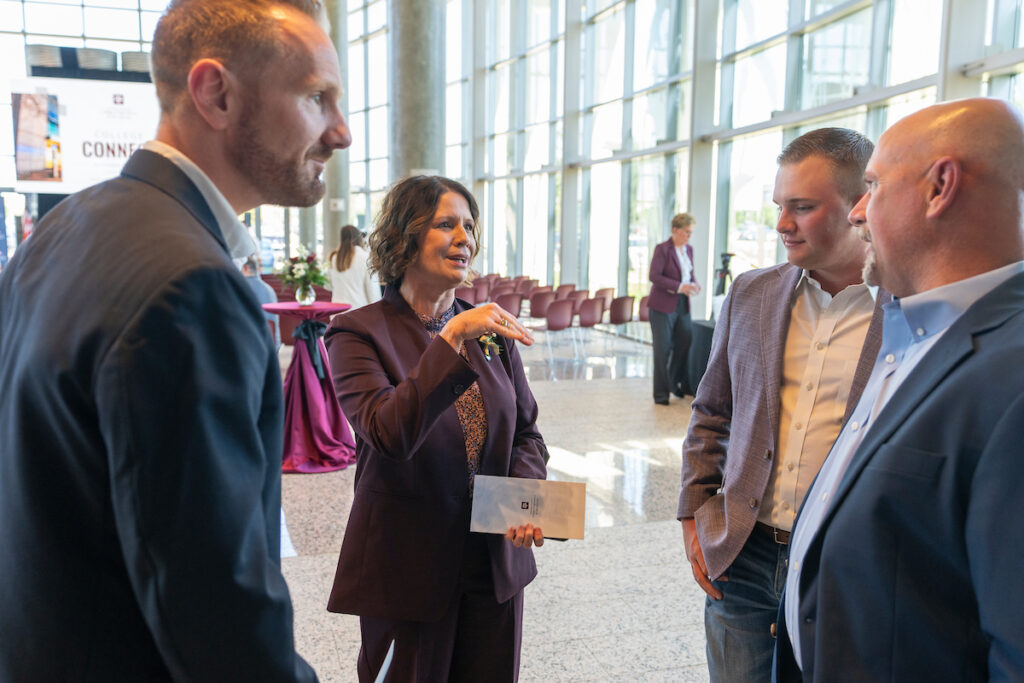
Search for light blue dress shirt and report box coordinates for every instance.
[784,260,1024,670]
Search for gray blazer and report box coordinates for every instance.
[677,262,885,580]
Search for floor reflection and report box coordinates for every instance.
[521,324,654,382]
[520,329,691,529]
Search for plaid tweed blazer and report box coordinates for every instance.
[677,262,886,580]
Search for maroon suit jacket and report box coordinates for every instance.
[648,239,697,314]
[324,285,548,622]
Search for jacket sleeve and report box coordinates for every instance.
[96,266,316,682]
[967,391,1024,679]
[649,243,681,292]
[327,318,479,461]
[677,281,735,519]
[503,339,548,480]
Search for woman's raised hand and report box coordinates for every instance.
[440,302,534,351]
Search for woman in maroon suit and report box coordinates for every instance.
[324,176,548,681]
[648,212,701,404]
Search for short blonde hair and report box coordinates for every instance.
[671,213,696,230]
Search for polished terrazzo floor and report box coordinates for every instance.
[279,321,710,681]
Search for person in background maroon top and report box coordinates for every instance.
[648,212,701,404]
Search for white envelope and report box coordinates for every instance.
[470,475,586,540]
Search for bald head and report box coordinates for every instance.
[883,97,1024,192]
[850,98,1024,296]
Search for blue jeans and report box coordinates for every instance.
[704,527,788,683]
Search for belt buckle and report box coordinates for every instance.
[773,526,789,545]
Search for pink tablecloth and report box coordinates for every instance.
[263,302,356,473]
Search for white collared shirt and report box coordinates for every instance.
[674,243,693,289]
[759,273,875,531]
[142,140,257,261]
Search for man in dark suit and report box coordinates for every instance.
[0,1,350,679]
[648,212,701,404]
[775,98,1024,681]
[680,128,883,682]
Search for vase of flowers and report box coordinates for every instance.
[278,250,328,306]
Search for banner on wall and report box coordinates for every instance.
[10,78,160,195]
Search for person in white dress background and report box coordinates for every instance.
[327,224,380,310]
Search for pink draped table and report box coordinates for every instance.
[263,302,357,473]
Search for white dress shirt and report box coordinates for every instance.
[784,260,1024,670]
[674,243,693,291]
[759,273,875,531]
[142,140,256,261]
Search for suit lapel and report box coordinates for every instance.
[663,240,681,281]
[843,290,891,422]
[761,265,801,447]
[120,149,228,253]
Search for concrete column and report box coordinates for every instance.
[559,0,583,287]
[389,0,445,180]
[937,0,987,100]
[322,0,349,261]
[687,0,722,319]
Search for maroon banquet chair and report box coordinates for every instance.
[639,295,651,322]
[491,283,516,299]
[567,289,589,318]
[454,286,477,304]
[528,290,556,320]
[594,287,615,320]
[576,297,604,349]
[543,298,578,360]
[608,295,635,325]
[494,292,523,318]
[554,283,575,300]
[472,278,491,303]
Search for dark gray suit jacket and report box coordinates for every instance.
[774,271,1024,682]
[0,150,315,681]
[678,263,886,580]
[324,286,548,621]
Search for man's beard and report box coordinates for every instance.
[859,226,881,287]
[228,106,329,208]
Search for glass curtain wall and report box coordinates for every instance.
[5,1,1024,296]
[347,0,389,232]
[469,0,692,296]
[712,0,946,279]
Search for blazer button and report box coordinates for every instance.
[804,617,815,624]
[453,384,465,394]
[763,449,772,460]
[749,498,758,509]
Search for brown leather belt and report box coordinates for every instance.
[755,521,790,545]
